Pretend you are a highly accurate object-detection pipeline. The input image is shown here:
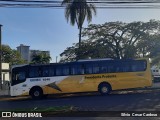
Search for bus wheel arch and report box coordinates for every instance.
[29,86,43,99]
[98,82,112,95]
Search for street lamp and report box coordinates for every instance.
[0,24,2,90]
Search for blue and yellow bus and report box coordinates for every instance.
[10,58,152,99]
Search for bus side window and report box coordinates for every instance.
[79,65,84,74]
[116,62,123,72]
[108,66,114,73]
[81,65,85,74]
[49,66,55,76]
[70,66,75,75]
[93,64,100,74]
[131,60,147,72]
[71,65,84,75]
[62,66,70,75]
[56,66,62,76]
[29,67,42,78]
[141,60,147,71]
[99,62,108,73]
[122,62,131,72]
[85,64,93,74]
[100,67,106,73]
[42,67,49,77]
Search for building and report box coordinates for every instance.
[17,44,30,62]
[17,44,50,63]
[0,63,10,92]
[2,63,10,82]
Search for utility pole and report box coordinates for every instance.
[0,25,2,90]
[56,56,58,63]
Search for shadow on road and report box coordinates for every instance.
[2,88,160,102]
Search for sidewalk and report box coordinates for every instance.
[151,82,160,88]
[0,90,10,99]
[0,89,10,96]
[0,81,10,97]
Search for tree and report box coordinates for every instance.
[83,20,160,59]
[62,0,96,59]
[145,35,160,65]
[2,45,26,65]
[60,40,116,62]
[31,52,51,64]
[60,20,160,62]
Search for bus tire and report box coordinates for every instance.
[98,83,111,95]
[30,87,43,99]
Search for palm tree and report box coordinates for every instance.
[62,0,96,59]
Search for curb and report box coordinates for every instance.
[135,87,160,90]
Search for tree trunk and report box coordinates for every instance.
[78,26,82,60]
[79,26,82,48]
[115,42,120,59]
[115,48,120,59]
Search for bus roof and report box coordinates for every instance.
[12,58,146,68]
[11,64,28,69]
[77,58,113,62]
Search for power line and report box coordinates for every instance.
[0,0,159,4]
[0,0,159,8]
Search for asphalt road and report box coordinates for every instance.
[0,89,160,112]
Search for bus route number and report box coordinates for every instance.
[43,78,50,81]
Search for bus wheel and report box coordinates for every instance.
[98,83,111,95]
[30,87,43,99]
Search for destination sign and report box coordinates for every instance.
[85,75,116,79]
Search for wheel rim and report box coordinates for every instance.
[102,86,108,93]
[34,91,40,97]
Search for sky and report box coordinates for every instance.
[0,6,160,62]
